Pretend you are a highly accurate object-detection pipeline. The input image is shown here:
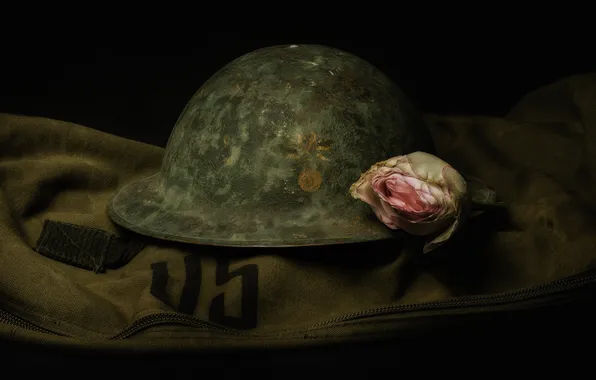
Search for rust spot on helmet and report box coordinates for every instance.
[298,168,322,192]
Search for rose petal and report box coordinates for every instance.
[384,155,409,168]
[422,217,460,253]
[375,201,400,229]
[442,165,468,200]
[374,173,442,219]
[378,196,399,220]
[350,170,402,230]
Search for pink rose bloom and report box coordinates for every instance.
[350,151,469,253]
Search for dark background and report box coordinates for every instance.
[2,33,594,147]
[1,34,595,369]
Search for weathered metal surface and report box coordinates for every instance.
[108,44,435,247]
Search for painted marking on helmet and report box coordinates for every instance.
[298,168,322,192]
[286,132,331,161]
[224,146,241,166]
[316,145,331,161]
[316,153,329,161]
[285,132,331,192]
[289,45,299,48]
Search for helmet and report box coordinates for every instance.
[107,44,435,247]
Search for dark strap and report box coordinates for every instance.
[34,220,146,273]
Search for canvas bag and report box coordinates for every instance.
[1,73,596,352]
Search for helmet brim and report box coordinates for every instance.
[107,173,400,247]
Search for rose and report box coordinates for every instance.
[350,151,469,253]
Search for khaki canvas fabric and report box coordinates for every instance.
[0,73,595,347]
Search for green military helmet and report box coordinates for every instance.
[107,44,435,247]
